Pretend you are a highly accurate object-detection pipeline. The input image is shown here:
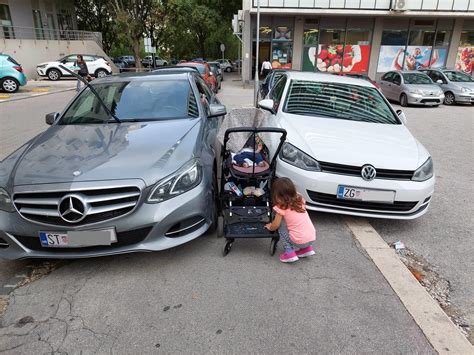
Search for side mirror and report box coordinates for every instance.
[436,79,443,84]
[258,99,276,114]
[208,104,226,118]
[396,109,407,125]
[45,112,59,125]
[209,72,213,76]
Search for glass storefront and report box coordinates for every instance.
[302,18,373,74]
[377,19,453,73]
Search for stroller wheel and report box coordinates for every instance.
[217,216,224,238]
[270,238,278,256]
[223,240,233,256]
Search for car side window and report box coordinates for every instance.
[431,71,445,84]
[270,76,287,111]
[195,76,212,114]
[66,55,76,63]
[392,73,401,85]
[83,55,95,62]
[382,72,393,82]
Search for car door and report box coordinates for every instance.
[379,72,394,100]
[391,73,403,101]
[59,55,77,74]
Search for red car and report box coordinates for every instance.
[177,61,217,93]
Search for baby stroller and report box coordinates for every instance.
[216,109,286,256]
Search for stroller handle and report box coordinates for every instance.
[223,127,287,144]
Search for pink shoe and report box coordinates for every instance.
[296,246,315,258]
[280,250,299,263]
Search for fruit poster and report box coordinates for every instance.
[305,44,370,73]
[455,47,474,74]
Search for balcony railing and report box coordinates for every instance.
[252,0,474,11]
[0,26,103,48]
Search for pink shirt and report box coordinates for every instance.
[273,201,316,245]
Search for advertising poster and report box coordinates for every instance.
[455,47,474,74]
[377,46,405,72]
[305,44,370,73]
[403,46,433,70]
[431,48,448,68]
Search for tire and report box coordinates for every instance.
[209,171,219,233]
[223,240,233,256]
[1,78,19,93]
[444,92,455,105]
[217,216,224,238]
[95,69,108,78]
[225,67,231,73]
[270,238,278,256]
[400,93,408,107]
[47,68,61,81]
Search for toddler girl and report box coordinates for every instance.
[265,177,316,263]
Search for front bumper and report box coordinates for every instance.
[407,93,444,105]
[277,159,435,220]
[0,178,213,260]
[454,92,474,103]
[36,67,47,76]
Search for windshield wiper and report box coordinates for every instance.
[59,65,121,123]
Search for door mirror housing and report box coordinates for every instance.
[45,112,59,125]
[396,109,407,125]
[258,99,276,114]
[208,104,227,118]
[436,79,443,84]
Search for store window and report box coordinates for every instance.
[455,31,474,74]
[271,24,293,69]
[0,4,14,39]
[32,10,44,40]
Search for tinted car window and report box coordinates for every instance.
[382,72,393,82]
[7,56,20,66]
[392,73,401,85]
[402,73,432,84]
[270,76,287,108]
[284,80,399,124]
[61,80,195,124]
[444,71,474,82]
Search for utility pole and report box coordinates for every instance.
[254,0,260,107]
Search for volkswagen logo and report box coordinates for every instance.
[361,165,377,181]
[58,194,88,223]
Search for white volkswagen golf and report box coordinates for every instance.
[259,72,434,219]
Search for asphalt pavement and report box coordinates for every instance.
[0,74,472,352]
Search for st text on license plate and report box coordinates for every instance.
[39,230,117,248]
[337,185,395,203]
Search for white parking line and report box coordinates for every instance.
[344,217,474,355]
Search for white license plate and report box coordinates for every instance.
[337,185,395,203]
[39,229,117,248]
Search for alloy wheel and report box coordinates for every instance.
[444,92,455,105]
[96,69,107,78]
[48,69,60,81]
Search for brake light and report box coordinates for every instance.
[13,66,23,73]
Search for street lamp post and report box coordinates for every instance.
[254,0,260,107]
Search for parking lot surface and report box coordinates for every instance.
[0,74,472,351]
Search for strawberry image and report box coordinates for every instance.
[327,47,337,60]
[342,55,352,67]
[319,48,328,61]
[331,57,341,66]
[336,45,343,54]
[324,58,331,67]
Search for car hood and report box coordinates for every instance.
[452,82,474,89]
[405,84,441,92]
[37,61,58,66]
[11,119,201,187]
[278,113,428,170]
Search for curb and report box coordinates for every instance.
[0,88,75,104]
[345,217,474,354]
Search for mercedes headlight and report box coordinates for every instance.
[279,143,321,171]
[0,188,15,212]
[147,160,202,203]
[461,87,472,93]
[412,157,433,182]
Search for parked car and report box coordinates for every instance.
[178,62,218,93]
[217,59,233,72]
[0,54,27,93]
[112,58,130,73]
[36,54,112,81]
[259,69,287,99]
[117,55,136,67]
[208,61,223,89]
[0,70,226,260]
[258,72,434,219]
[142,56,168,67]
[341,73,379,88]
[419,68,474,105]
[379,71,444,107]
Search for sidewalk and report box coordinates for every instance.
[0,79,76,103]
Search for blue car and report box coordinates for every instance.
[0,54,27,93]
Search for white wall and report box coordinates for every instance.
[1,39,118,78]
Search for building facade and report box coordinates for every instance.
[240,0,474,81]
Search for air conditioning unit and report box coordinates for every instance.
[392,0,407,11]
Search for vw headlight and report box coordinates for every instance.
[412,157,433,182]
[279,143,321,171]
[0,188,15,212]
[148,160,202,203]
[461,87,472,93]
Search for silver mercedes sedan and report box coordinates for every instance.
[0,69,226,259]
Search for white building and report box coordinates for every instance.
[240,0,474,81]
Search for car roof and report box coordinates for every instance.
[152,66,199,73]
[284,71,374,88]
[90,71,191,84]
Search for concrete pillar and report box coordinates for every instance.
[292,16,304,71]
[368,17,384,80]
[446,18,464,69]
[242,10,252,83]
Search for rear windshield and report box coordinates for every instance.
[402,73,432,84]
[60,80,199,124]
[284,80,399,124]
[444,71,473,82]
[7,56,20,66]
